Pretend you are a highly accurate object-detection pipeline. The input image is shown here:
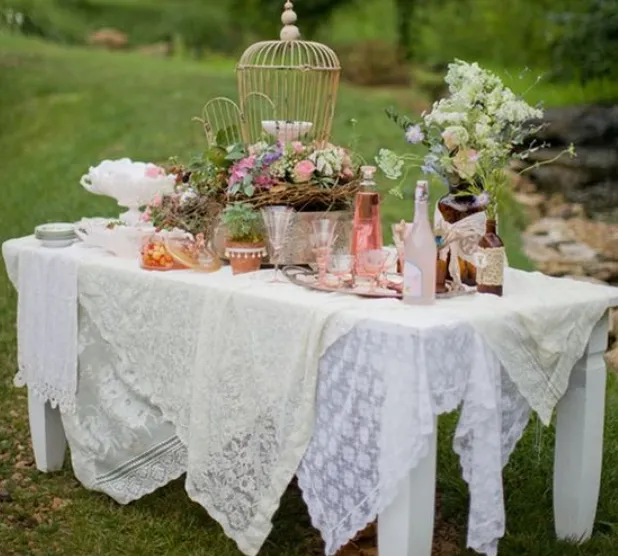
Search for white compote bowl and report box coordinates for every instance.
[262,120,313,143]
[80,158,176,225]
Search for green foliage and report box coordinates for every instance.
[230,0,355,40]
[0,0,86,42]
[551,0,618,83]
[221,202,263,243]
[337,40,410,86]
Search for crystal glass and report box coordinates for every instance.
[327,253,354,288]
[311,219,338,287]
[261,205,295,283]
[356,249,389,291]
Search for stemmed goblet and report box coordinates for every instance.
[261,205,295,283]
[357,249,389,292]
[327,253,355,288]
[311,219,338,287]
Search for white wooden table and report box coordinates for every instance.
[27,312,611,556]
[5,236,617,556]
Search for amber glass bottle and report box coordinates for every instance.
[437,178,489,287]
[477,219,504,296]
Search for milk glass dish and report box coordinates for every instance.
[80,159,176,225]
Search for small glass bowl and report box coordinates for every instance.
[140,234,177,271]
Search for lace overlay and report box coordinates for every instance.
[297,321,531,556]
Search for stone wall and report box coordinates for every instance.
[513,105,618,222]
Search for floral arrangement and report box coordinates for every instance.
[142,136,362,241]
[376,60,575,218]
[225,139,360,211]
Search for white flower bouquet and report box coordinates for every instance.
[376,60,575,218]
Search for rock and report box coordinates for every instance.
[531,105,618,147]
[566,275,608,286]
[87,28,128,50]
[522,217,618,283]
[522,105,618,218]
[0,488,12,502]
[525,218,576,246]
[513,192,545,222]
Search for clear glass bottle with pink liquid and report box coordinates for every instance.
[350,166,383,271]
[403,180,437,305]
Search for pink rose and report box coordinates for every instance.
[145,165,164,179]
[254,173,274,189]
[291,141,305,154]
[151,194,162,207]
[293,160,315,183]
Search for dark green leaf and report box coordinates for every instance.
[216,125,240,147]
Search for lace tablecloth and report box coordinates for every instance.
[3,236,618,556]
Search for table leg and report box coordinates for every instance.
[553,311,609,542]
[378,421,438,556]
[28,393,67,472]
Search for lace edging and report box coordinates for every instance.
[14,370,77,414]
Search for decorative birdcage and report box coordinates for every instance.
[236,1,341,146]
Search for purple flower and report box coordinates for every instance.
[405,125,425,144]
[262,150,283,166]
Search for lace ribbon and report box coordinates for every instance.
[434,209,486,290]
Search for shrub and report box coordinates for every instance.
[337,40,410,87]
[551,0,618,83]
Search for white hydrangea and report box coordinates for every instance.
[375,149,404,180]
[309,147,345,177]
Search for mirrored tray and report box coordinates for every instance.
[282,266,476,300]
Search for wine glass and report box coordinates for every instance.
[261,206,295,283]
[327,253,354,288]
[357,249,389,292]
[311,219,338,287]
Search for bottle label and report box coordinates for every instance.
[476,247,505,286]
[403,261,423,297]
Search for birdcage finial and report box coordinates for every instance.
[280,1,300,41]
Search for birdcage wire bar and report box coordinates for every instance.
[237,22,341,146]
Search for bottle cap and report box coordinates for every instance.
[415,180,429,202]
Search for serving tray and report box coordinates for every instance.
[282,266,476,300]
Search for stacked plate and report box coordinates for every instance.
[34,223,77,248]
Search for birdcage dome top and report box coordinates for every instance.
[237,1,340,71]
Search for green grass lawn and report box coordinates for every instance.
[1,33,618,556]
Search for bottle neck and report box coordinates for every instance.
[414,200,429,223]
[486,218,497,234]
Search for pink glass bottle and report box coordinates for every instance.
[403,180,437,305]
[350,165,383,270]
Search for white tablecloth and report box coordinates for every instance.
[3,236,618,556]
